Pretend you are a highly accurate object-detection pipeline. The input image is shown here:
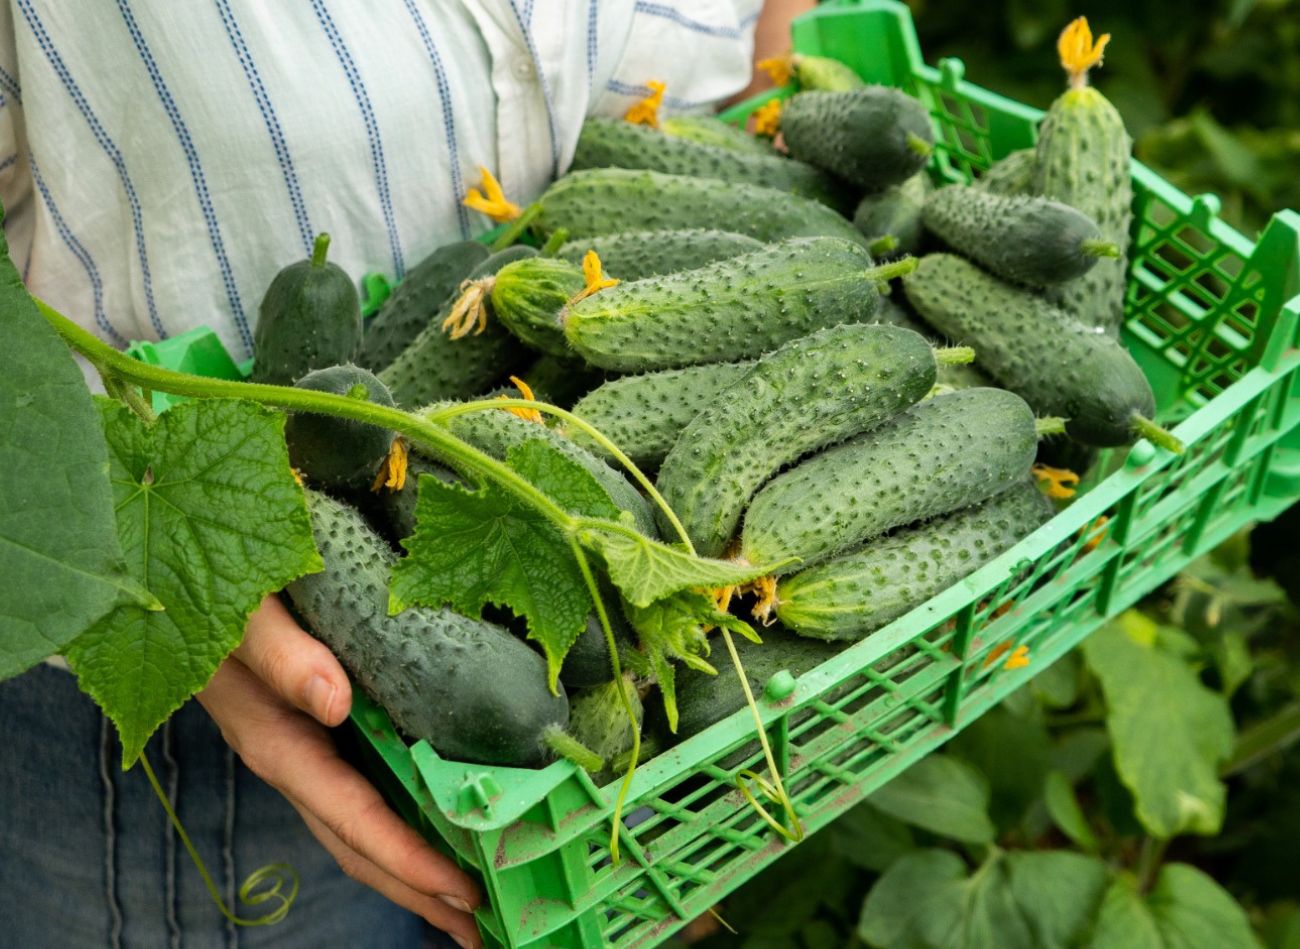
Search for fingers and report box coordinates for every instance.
[234,595,351,726]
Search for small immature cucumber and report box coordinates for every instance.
[284,364,395,491]
[775,480,1054,641]
[978,148,1036,196]
[655,323,943,558]
[853,171,931,256]
[793,54,865,92]
[358,240,489,371]
[287,490,568,767]
[566,676,643,784]
[535,168,868,248]
[556,228,763,283]
[568,360,755,468]
[563,236,913,372]
[660,113,776,155]
[489,256,586,357]
[922,185,1118,287]
[781,86,935,190]
[741,388,1042,571]
[573,117,853,211]
[903,254,1171,450]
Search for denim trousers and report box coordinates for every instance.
[1,665,455,949]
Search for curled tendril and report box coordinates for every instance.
[735,768,803,843]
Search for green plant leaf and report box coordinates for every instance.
[65,399,321,766]
[832,802,916,873]
[390,439,612,692]
[949,706,1053,832]
[1084,619,1236,838]
[867,754,997,844]
[1043,770,1100,853]
[1091,865,1259,949]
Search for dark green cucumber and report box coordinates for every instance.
[853,171,931,256]
[287,490,568,766]
[284,364,395,491]
[358,240,489,371]
[656,323,940,558]
[516,353,607,410]
[562,236,910,372]
[793,54,865,92]
[903,254,1167,449]
[776,480,1053,640]
[741,388,1040,571]
[978,148,1036,196]
[561,580,637,689]
[556,228,763,283]
[488,256,586,357]
[377,246,535,408]
[534,168,868,248]
[922,185,1117,287]
[252,233,362,385]
[781,86,934,190]
[877,296,992,389]
[372,451,458,542]
[568,360,755,468]
[661,113,776,155]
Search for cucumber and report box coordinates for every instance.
[371,450,458,542]
[534,168,868,248]
[853,171,930,256]
[555,228,763,283]
[978,148,1036,196]
[902,254,1168,449]
[877,296,992,389]
[741,388,1041,571]
[568,360,755,468]
[252,234,361,385]
[488,255,586,357]
[655,323,941,558]
[793,54,865,92]
[922,185,1118,287]
[781,87,934,190]
[775,481,1054,640]
[562,236,910,373]
[358,240,489,371]
[573,117,853,211]
[516,352,607,410]
[377,246,535,408]
[287,490,568,767]
[566,677,643,785]
[661,113,776,155]
[561,582,636,689]
[284,365,396,491]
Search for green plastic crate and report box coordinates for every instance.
[144,2,1300,945]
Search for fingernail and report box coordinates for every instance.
[438,894,472,914]
[304,675,336,722]
[451,935,473,949]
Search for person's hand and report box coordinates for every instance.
[198,596,484,949]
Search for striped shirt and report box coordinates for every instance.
[0,0,762,361]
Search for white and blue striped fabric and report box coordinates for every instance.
[0,0,761,362]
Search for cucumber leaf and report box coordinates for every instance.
[1090,865,1258,949]
[867,754,997,845]
[65,399,321,766]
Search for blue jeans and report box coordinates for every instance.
[0,665,454,948]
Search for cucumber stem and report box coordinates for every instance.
[542,726,605,773]
[867,234,898,258]
[490,202,542,252]
[310,233,330,268]
[1081,239,1121,259]
[539,227,570,256]
[1130,414,1185,455]
[934,345,976,366]
[1035,416,1068,437]
[865,256,918,283]
[906,132,933,158]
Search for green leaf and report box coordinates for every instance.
[949,706,1053,832]
[1043,770,1099,853]
[65,399,321,765]
[832,802,916,873]
[0,227,141,679]
[1084,620,1236,838]
[867,754,996,844]
[390,439,608,692]
[1091,865,1259,949]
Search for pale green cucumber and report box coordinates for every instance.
[978,148,1036,196]
[555,228,763,283]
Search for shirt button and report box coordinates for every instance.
[512,55,536,83]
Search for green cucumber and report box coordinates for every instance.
[561,582,636,690]
[852,171,931,256]
[781,87,934,190]
[902,254,1174,450]
[555,228,763,283]
[566,676,643,784]
[372,450,457,542]
[741,388,1041,572]
[877,296,992,389]
[488,256,586,357]
[534,168,868,248]
[922,185,1118,287]
[568,360,755,468]
[655,323,943,558]
[775,480,1053,640]
[287,490,568,767]
[284,364,395,491]
[377,246,534,408]
[661,113,776,155]
[573,117,853,211]
[358,240,489,371]
[516,352,607,410]
[978,148,1036,196]
[793,54,865,92]
[562,236,913,373]
[252,233,361,385]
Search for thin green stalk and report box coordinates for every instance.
[1131,414,1185,455]
[490,202,542,252]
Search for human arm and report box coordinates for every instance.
[731,0,818,102]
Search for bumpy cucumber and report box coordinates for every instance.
[776,481,1054,640]
[284,365,395,491]
[568,360,754,468]
[877,296,991,389]
[853,172,931,256]
[1034,86,1133,335]
[359,240,488,371]
[573,117,853,211]
[794,54,865,91]
[661,114,776,155]
[781,86,934,190]
[488,256,586,357]
[978,148,1036,196]
[563,236,909,372]
[561,581,637,689]
[566,677,643,784]
[656,323,940,558]
[252,234,361,385]
[742,388,1040,571]
[516,353,607,410]
[287,490,568,766]
[535,168,868,248]
[556,228,763,283]
[903,254,1166,449]
[922,185,1117,286]
[378,246,534,408]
